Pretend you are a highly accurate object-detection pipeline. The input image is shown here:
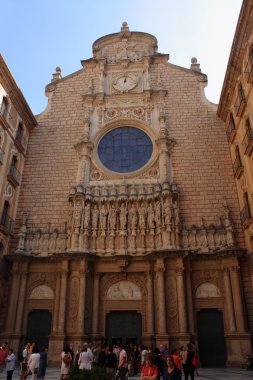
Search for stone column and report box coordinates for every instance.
[75,140,93,187]
[77,260,87,335]
[185,268,195,334]
[5,263,20,333]
[230,266,246,332]
[223,268,236,332]
[176,267,187,333]
[156,138,170,183]
[14,266,28,333]
[52,271,61,333]
[155,259,167,334]
[58,260,69,334]
[146,271,154,336]
[92,272,100,337]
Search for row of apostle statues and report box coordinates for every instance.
[69,197,179,237]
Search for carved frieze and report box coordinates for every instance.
[67,276,79,331]
[166,274,178,332]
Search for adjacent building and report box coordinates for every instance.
[1,1,253,367]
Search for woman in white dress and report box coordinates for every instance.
[60,345,72,380]
[78,344,93,370]
[28,345,40,380]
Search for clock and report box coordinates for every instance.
[113,74,137,92]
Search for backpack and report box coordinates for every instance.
[63,354,71,365]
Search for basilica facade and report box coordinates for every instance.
[1,14,253,367]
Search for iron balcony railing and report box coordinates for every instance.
[242,125,253,156]
[0,213,14,233]
[233,154,244,179]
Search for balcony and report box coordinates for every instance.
[0,213,14,234]
[0,147,4,165]
[233,154,244,179]
[240,204,252,229]
[15,132,28,152]
[7,165,21,187]
[226,116,236,143]
[244,51,253,83]
[234,87,246,117]
[242,125,253,156]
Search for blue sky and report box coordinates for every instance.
[1,0,242,115]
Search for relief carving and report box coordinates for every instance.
[67,277,79,331]
[107,281,142,300]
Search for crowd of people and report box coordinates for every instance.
[61,341,199,380]
[0,342,47,380]
[0,340,199,380]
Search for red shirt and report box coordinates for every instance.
[0,348,7,365]
[141,363,158,376]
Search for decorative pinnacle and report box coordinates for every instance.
[121,21,129,32]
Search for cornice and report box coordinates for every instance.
[0,54,37,130]
[218,0,253,120]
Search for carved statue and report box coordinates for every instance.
[73,201,83,228]
[83,203,91,230]
[119,203,128,230]
[163,198,172,227]
[99,204,108,231]
[138,203,147,230]
[108,204,117,232]
[147,203,155,229]
[155,201,162,228]
[129,204,138,230]
[92,204,99,230]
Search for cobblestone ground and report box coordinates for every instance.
[1,367,253,380]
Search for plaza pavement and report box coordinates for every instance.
[2,367,253,380]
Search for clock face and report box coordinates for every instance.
[113,75,137,92]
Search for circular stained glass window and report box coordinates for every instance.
[98,126,153,173]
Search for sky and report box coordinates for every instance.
[0,0,243,115]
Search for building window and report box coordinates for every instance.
[244,46,253,83]
[233,146,244,179]
[0,96,8,117]
[234,84,246,117]
[226,113,236,143]
[98,126,153,173]
[15,122,27,151]
[240,192,252,227]
[0,201,13,233]
[242,118,253,156]
[7,156,21,187]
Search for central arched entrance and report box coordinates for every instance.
[106,311,142,345]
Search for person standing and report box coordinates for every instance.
[37,346,47,380]
[5,349,15,380]
[141,353,158,380]
[60,345,72,380]
[163,356,177,380]
[105,346,117,378]
[78,345,93,370]
[117,344,128,380]
[185,344,195,380]
[0,343,7,375]
[28,345,40,380]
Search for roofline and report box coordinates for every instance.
[217,0,253,120]
[0,54,37,129]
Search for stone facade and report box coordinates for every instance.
[0,17,253,366]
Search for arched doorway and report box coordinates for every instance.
[197,309,227,367]
[27,310,52,349]
[106,311,142,345]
